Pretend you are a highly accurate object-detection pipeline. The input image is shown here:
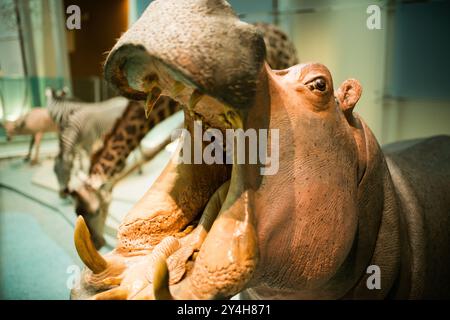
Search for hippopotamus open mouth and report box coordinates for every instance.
[72,0,268,300]
[72,0,385,300]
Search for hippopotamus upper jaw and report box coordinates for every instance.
[104,0,266,111]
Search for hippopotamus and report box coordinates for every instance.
[71,0,450,299]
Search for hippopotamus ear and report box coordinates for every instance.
[336,79,362,116]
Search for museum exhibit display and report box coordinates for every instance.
[0,0,449,304]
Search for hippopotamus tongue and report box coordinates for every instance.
[104,0,266,109]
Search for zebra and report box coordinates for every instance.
[45,88,129,197]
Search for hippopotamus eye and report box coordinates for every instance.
[314,78,326,91]
[305,77,327,93]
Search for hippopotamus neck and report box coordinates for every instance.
[246,113,407,299]
[310,116,410,299]
[328,118,407,299]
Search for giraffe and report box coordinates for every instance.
[253,22,299,70]
[70,96,180,248]
[70,22,299,249]
[46,88,130,197]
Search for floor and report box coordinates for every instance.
[0,112,183,299]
